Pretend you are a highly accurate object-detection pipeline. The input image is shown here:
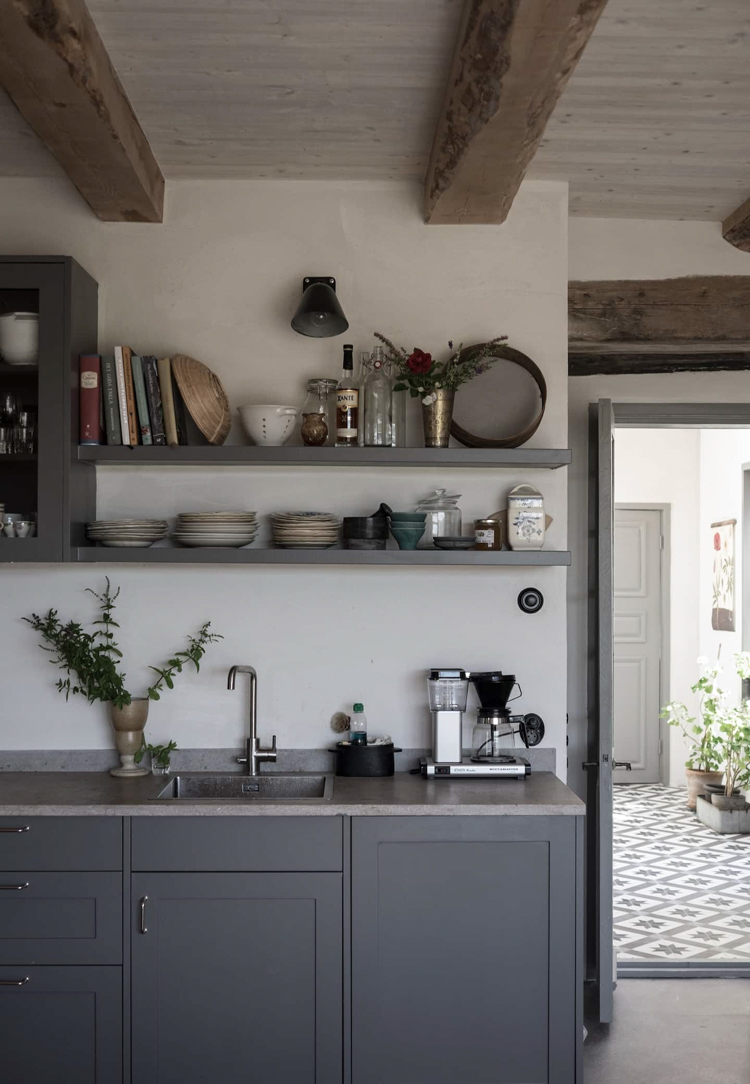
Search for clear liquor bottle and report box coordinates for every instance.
[363,346,392,447]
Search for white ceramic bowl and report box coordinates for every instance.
[0,312,39,365]
[238,404,299,447]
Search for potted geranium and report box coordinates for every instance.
[25,580,221,779]
[661,660,725,809]
[374,333,507,447]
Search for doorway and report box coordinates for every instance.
[587,404,750,1022]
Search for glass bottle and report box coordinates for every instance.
[335,344,359,447]
[364,346,392,447]
[301,378,338,446]
[349,703,368,745]
[358,351,371,446]
[390,380,407,448]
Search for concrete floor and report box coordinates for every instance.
[585,980,750,1083]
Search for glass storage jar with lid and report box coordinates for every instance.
[416,489,462,548]
[301,378,339,446]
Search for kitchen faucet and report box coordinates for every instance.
[227,665,277,776]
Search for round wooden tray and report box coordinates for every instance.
[450,344,547,449]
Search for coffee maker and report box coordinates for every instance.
[422,668,542,779]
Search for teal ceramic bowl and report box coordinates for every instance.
[389,512,427,523]
[389,523,426,550]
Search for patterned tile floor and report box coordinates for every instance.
[614,784,750,962]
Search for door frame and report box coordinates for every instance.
[588,402,750,998]
[614,502,671,787]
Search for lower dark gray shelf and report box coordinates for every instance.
[75,547,571,566]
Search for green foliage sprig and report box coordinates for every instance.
[24,579,222,708]
[135,740,178,767]
[373,333,508,403]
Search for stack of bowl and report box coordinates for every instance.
[86,519,168,548]
[173,511,258,548]
[388,511,427,550]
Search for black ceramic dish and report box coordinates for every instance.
[335,741,401,777]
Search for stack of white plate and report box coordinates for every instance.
[271,512,340,548]
[87,519,168,548]
[173,511,258,548]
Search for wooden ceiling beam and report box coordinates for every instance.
[723,197,750,252]
[424,0,608,225]
[0,0,164,222]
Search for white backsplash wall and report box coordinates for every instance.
[0,176,569,767]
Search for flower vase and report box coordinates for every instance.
[422,389,455,448]
[109,698,150,778]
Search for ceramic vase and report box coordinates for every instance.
[421,389,454,448]
[109,698,149,778]
[507,484,546,550]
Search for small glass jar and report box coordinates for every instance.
[301,378,338,446]
[416,489,462,548]
[474,518,503,551]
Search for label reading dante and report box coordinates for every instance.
[336,389,359,440]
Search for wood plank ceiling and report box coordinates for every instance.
[0,0,748,222]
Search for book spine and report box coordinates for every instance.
[122,346,139,445]
[130,355,153,446]
[172,373,189,445]
[113,346,131,446]
[158,357,179,447]
[79,354,103,445]
[143,356,166,445]
[100,356,122,445]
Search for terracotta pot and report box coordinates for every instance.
[108,699,149,779]
[685,768,724,811]
[422,389,455,448]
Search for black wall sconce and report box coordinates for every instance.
[291,276,349,338]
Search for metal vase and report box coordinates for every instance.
[421,389,455,448]
[108,698,150,778]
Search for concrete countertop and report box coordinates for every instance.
[0,770,584,817]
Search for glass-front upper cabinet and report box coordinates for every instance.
[0,258,97,563]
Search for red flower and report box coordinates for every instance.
[714,532,721,551]
[407,349,433,375]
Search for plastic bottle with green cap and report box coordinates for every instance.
[349,703,368,746]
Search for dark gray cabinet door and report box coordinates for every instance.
[0,872,121,964]
[131,872,343,1084]
[0,965,121,1084]
[351,816,580,1084]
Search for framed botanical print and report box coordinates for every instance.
[711,519,736,631]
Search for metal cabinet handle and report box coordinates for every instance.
[613,760,633,771]
[0,826,30,833]
[0,883,29,891]
[0,977,29,986]
[139,896,148,934]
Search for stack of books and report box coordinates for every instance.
[79,348,192,447]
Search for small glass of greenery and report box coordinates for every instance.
[136,740,178,776]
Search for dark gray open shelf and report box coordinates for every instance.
[76,546,571,566]
[78,446,571,469]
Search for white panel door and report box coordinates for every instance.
[613,508,663,784]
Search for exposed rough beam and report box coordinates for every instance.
[424,0,608,225]
[0,0,164,222]
[569,277,750,346]
[569,351,750,377]
[723,197,750,252]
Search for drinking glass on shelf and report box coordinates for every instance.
[0,426,12,454]
[0,393,18,426]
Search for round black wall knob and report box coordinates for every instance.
[518,587,544,614]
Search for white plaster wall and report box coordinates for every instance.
[613,428,701,786]
[0,177,570,764]
[698,430,750,689]
[567,216,750,799]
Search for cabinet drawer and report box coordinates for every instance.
[0,965,122,1084]
[0,872,122,965]
[0,817,122,871]
[132,816,343,871]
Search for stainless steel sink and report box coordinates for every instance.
[154,772,334,802]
